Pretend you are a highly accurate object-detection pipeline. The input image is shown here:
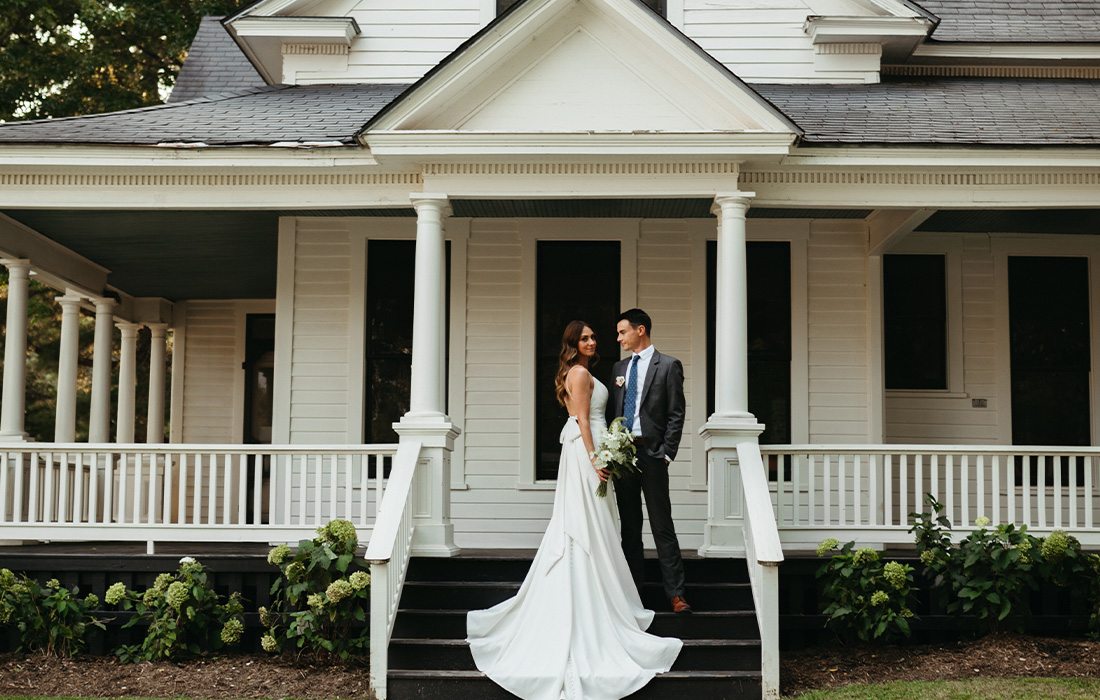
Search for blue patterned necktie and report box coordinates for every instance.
[623,355,640,431]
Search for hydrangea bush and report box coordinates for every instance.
[815,540,916,643]
[261,519,371,661]
[107,557,244,662]
[0,569,105,656]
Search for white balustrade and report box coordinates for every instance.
[0,443,397,545]
[761,445,1100,547]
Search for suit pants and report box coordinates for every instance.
[615,452,686,599]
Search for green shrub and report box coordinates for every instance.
[0,569,105,656]
[816,540,916,643]
[261,519,371,661]
[107,557,244,662]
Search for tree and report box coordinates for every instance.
[0,0,250,122]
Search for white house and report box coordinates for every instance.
[0,0,1098,696]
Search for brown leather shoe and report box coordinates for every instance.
[671,595,693,614]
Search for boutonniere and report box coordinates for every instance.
[615,376,627,387]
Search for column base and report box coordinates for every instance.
[394,415,462,558]
[411,523,461,557]
[698,524,746,558]
[0,433,32,443]
[699,414,763,559]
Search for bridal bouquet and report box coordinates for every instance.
[593,417,640,498]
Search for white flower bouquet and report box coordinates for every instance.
[593,417,640,498]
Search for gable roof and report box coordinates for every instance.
[169,16,267,103]
[918,0,1100,43]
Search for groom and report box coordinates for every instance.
[610,308,691,614]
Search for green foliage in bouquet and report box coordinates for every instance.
[0,569,105,656]
[816,539,916,643]
[260,519,371,661]
[594,416,640,498]
[107,557,244,662]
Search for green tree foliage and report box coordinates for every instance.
[0,0,250,121]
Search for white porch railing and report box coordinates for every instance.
[735,441,783,700]
[761,445,1100,547]
[366,440,421,700]
[0,443,397,547]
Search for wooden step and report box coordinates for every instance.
[389,638,761,672]
[392,608,760,640]
[398,581,754,612]
[387,669,763,700]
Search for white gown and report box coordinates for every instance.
[467,377,682,700]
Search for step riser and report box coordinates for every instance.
[387,676,763,700]
[392,612,760,640]
[389,643,761,672]
[406,558,750,584]
[399,585,754,611]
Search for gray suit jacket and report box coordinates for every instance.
[609,349,686,462]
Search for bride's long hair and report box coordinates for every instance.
[554,320,599,408]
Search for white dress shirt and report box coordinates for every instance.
[627,344,656,437]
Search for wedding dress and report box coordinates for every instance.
[467,376,682,700]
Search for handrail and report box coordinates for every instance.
[0,442,398,454]
[366,440,422,700]
[762,444,1100,456]
[736,441,782,700]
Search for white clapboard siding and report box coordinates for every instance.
[181,302,240,444]
[885,233,998,444]
[807,221,870,442]
[290,220,352,445]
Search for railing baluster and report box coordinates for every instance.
[250,454,261,525]
[117,452,128,525]
[866,454,875,526]
[313,455,323,525]
[823,454,831,526]
[838,455,846,526]
[977,455,985,524]
[1023,454,1032,526]
[0,452,8,524]
[944,454,953,526]
[775,454,785,521]
[208,452,218,525]
[329,454,338,520]
[1054,454,1063,529]
[148,452,159,525]
[853,454,862,526]
[298,454,307,525]
[960,454,969,529]
[899,454,907,527]
[883,453,892,526]
[930,453,939,511]
[13,453,24,523]
[179,453,189,525]
[807,454,816,525]
[163,453,174,526]
[238,453,248,525]
[1005,454,1014,525]
[1086,455,1094,529]
[914,454,923,515]
[1070,454,1078,528]
[43,452,54,523]
[101,454,112,525]
[193,453,203,525]
[222,452,232,525]
[344,455,353,521]
[1037,455,1047,527]
[73,452,84,524]
[267,453,278,526]
[792,453,802,526]
[359,455,369,526]
[57,452,69,523]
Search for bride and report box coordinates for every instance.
[467,320,682,700]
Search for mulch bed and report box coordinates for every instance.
[781,633,1100,696]
[3,635,1100,699]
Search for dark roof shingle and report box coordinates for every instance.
[917,0,1100,43]
[168,16,266,103]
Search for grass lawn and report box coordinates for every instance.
[788,677,1100,699]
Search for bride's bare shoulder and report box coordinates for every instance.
[566,364,592,382]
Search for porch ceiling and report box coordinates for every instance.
[2,208,409,300]
[918,209,1100,234]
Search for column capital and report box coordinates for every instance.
[93,298,117,314]
[145,322,169,338]
[115,320,143,336]
[0,258,31,277]
[711,192,756,217]
[410,193,452,217]
[56,291,85,308]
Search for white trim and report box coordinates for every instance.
[447,219,470,490]
[516,219,641,489]
[169,302,187,445]
[804,16,930,43]
[347,235,368,443]
[0,214,110,295]
[479,0,496,26]
[233,301,279,444]
[866,255,884,442]
[912,43,1100,61]
[272,218,297,444]
[689,230,708,490]
[665,0,684,29]
[990,234,1100,446]
[231,16,359,43]
[883,236,965,398]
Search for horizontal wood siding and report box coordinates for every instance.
[807,221,870,442]
[290,219,353,444]
[181,302,239,444]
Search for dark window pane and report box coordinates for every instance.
[884,254,947,390]
[706,241,792,448]
[499,0,664,16]
[536,241,621,481]
[365,240,450,443]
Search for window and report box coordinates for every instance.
[706,241,792,446]
[498,0,664,16]
[883,254,947,390]
[535,241,621,481]
[364,240,450,444]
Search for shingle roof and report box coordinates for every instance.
[0,78,1097,147]
[755,78,1100,146]
[0,84,408,146]
[917,0,1100,43]
[168,17,266,103]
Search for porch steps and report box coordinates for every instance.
[386,553,763,699]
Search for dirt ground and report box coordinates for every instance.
[2,634,1100,699]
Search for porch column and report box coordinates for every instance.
[88,299,116,443]
[55,292,85,443]
[700,192,766,557]
[145,323,167,444]
[115,322,141,443]
[0,259,31,442]
[394,193,460,557]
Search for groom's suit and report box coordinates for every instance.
[609,348,687,599]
